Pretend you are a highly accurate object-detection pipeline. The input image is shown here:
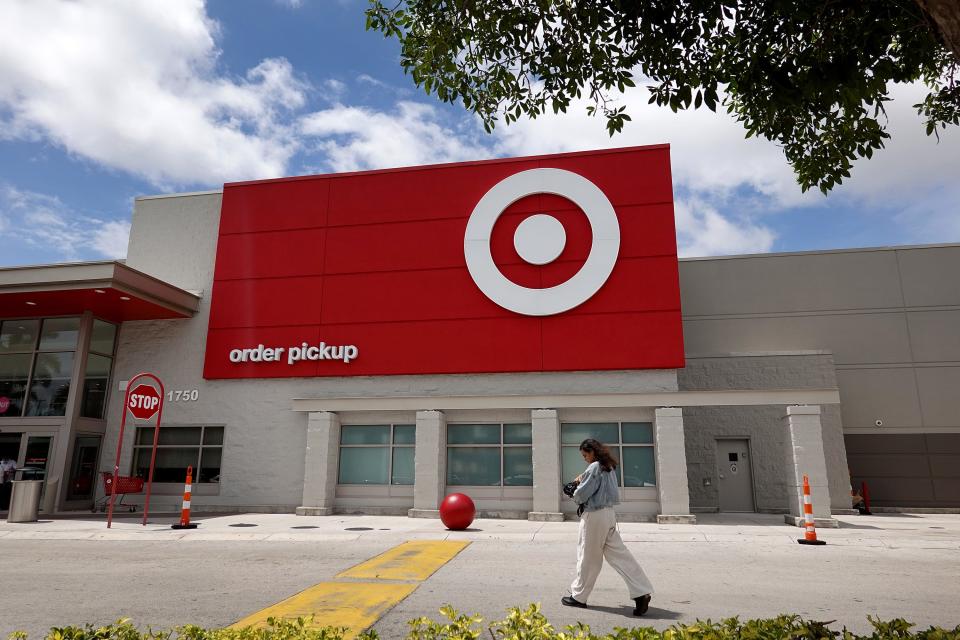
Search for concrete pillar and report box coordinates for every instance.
[529,409,563,521]
[654,407,696,524]
[409,410,445,518]
[782,405,838,528]
[296,411,340,516]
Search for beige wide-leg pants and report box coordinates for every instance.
[570,507,654,603]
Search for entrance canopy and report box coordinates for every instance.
[0,261,200,321]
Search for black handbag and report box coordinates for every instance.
[563,480,586,517]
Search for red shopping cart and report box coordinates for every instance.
[93,472,144,513]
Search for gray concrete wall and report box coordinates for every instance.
[679,245,960,508]
[678,354,848,511]
[679,245,960,437]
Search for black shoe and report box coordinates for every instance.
[561,595,587,608]
[633,594,651,616]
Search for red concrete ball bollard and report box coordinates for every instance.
[439,493,475,530]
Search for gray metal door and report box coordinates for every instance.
[717,439,755,512]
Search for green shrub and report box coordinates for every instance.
[7,605,959,640]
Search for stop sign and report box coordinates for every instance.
[127,384,162,420]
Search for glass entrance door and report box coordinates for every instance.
[21,435,54,509]
[0,432,20,510]
[21,435,53,481]
[67,435,101,500]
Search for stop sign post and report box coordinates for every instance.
[107,373,165,528]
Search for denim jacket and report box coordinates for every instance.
[573,461,620,512]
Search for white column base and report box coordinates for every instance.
[408,508,441,519]
[657,514,697,524]
[528,511,564,522]
[785,514,839,528]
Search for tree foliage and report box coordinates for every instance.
[366,0,960,194]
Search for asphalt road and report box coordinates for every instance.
[3,534,959,638]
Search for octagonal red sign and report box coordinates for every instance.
[127,384,162,420]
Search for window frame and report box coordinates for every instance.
[337,423,415,486]
[130,424,224,484]
[560,421,656,488]
[0,315,81,418]
[445,422,533,487]
[80,318,118,420]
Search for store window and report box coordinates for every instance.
[0,319,38,417]
[561,422,656,487]
[131,425,223,483]
[0,317,82,417]
[446,423,532,487]
[81,320,117,419]
[338,424,415,485]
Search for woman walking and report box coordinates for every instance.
[561,438,655,616]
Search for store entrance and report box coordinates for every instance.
[0,432,54,511]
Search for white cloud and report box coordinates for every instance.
[831,83,960,245]
[675,198,775,257]
[299,101,490,172]
[488,85,801,255]
[0,0,308,188]
[0,185,130,260]
[357,74,412,97]
[488,79,960,254]
[92,220,134,258]
[842,83,960,200]
[491,84,810,208]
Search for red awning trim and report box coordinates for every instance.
[0,261,200,322]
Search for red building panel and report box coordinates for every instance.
[205,145,684,379]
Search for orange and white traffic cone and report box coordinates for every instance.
[171,465,199,530]
[797,474,825,545]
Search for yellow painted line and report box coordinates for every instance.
[336,540,470,581]
[231,540,470,638]
[231,581,416,638]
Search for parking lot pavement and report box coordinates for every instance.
[2,512,958,638]
[3,511,959,548]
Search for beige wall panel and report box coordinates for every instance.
[683,313,912,365]
[859,477,935,503]
[846,453,931,477]
[896,246,960,307]
[679,251,903,316]
[926,433,960,453]
[126,193,223,292]
[845,433,926,454]
[916,367,960,428]
[934,478,960,504]
[907,310,960,362]
[835,368,923,430]
[929,455,960,478]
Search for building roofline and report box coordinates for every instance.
[135,189,222,201]
[679,241,960,262]
[223,144,671,188]
[0,260,200,318]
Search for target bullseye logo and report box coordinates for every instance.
[464,168,621,316]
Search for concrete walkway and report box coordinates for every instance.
[3,511,959,548]
[3,511,959,637]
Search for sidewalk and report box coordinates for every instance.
[2,511,958,548]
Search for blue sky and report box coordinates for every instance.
[1,0,958,267]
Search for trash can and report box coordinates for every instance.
[7,480,43,523]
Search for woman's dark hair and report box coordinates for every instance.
[579,438,618,472]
